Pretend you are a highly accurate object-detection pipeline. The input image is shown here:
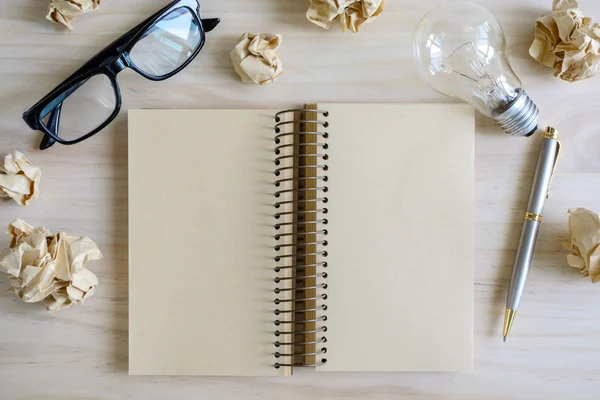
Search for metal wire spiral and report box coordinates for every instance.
[273,108,329,369]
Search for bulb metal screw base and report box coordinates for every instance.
[494,89,539,137]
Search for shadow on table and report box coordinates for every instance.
[109,114,129,372]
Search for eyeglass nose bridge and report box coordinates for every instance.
[106,54,130,76]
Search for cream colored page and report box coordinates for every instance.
[128,109,282,376]
[318,103,474,372]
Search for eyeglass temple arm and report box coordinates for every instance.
[40,134,56,151]
[39,104,61,150]
[202,18,220,32]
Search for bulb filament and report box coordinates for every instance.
[441,42,516,112]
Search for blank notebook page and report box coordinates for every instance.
[318,103,474,372]
[128,109,281,376]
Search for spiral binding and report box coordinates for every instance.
[273,108,329,369]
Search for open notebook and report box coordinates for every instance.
[128,104,474,376]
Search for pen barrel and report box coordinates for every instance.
[526,138,560,215]
[507,220,540,308]
[506,134,560,311]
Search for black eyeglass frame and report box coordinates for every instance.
[22,0,220,150]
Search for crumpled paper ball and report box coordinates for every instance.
[0,219,103,311]
[46,0,101,31]
[529,0,600,82]
[564,208,600,283]
[307,0,385,33]
[231,33,283,85]
[0,151,41,206]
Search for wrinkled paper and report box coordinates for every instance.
[307,0,385,33]
[46,0,101,31]
[0,219,103,311]
[564,208,600,283]
[0,151,41,206]
[529,0,600,82]
[231,33,283,85]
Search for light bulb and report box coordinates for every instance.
[413,1,539,137]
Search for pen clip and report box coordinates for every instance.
[546,139,561,200]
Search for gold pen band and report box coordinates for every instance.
[524,212,542,222]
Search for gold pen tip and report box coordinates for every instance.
[503,308,516,339]
[503,336,507,343]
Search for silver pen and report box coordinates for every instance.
[503,126,561,341]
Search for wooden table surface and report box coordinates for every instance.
[1,0,600,399]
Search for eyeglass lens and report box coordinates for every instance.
[130,7,202,78]
[40,74,116,142]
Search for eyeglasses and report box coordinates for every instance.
[22,0,220,150]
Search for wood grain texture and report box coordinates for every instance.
[0,0,599,398]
